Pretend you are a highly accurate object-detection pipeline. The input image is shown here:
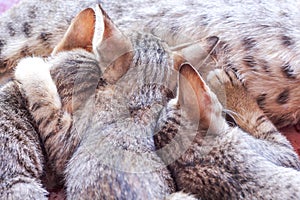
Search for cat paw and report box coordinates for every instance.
[14,57,61,109]
[207,68,241,89]
[14,57,51,84]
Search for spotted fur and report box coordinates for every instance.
[2,0,300,127]
[3,0,300,198]
[0,0,100,75]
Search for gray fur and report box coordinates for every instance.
[14,4,214,198]
[2,0,300,127]
[14,51,100,187]
[0,0,99,73]
[4,0,300,199]
[0,81,48,199]
[63,31,177,199]
[14,26,180,200]
[154,66,300,199]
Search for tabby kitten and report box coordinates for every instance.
[154,64,300,199]
[2,0,300,128]
[0,66,47,198]
[15,5,212,199]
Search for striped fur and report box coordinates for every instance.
[207,69,300,169]
[64,31,178,199]
[0,81,47,199]
[13,6,208,199]
[7,1,300,198]
[2,0,300,127]
[154,65,300,199]
[14,50,101,187]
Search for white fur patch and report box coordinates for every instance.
[166,191,197,200]
[14,57,61,109]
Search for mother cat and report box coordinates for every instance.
[0,0,300,128]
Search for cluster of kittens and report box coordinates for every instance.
[1,0,300,199]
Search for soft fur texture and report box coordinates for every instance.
[3,0,300,199]
[0,0,300,128]
[14,5,209,199]
[0,0,19,13]
[0,80,47,199]
[154,65,300,199]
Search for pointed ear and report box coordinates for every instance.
[173,36,219,71]
[52,8,96,54]
[178,63,212,128]
[52,5,133,84]
[93,5,133,84]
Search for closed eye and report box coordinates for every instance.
[222,110,237,127]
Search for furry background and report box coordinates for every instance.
[0,0,299,199]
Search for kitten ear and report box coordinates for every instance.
[52,5,132,84]
[52,8,96,54]
[177,63,213,128]
[173,36,219,71]
[93,5,133,84]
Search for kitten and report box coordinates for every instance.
[207,69,300,170]
[15,5,211,199]
[0,68,47,198]
[2,0,300,128]
[154,63,300,199]
[14,49,99,188]
[6,0,300,198]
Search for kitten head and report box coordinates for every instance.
[49,4,220,132]
[46,4,221,175]
[154,63,228,164]
[51,4,218,89]
[176,63,225,131]
[158,63,225,132]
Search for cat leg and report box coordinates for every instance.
[14,57,74,181]
[0,131,48,200]
[207,68,300,169]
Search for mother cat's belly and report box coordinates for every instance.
[194,35,300,129]
[243,72,300,128]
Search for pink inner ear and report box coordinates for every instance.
[202,92,212,108]
[52,8,96,54]
[180,63,209,93]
